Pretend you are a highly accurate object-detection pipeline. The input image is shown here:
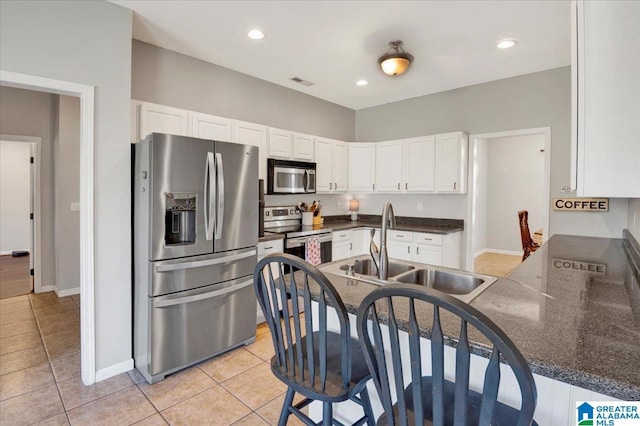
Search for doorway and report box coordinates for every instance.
[466,128,550,275]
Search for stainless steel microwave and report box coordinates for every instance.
[267,158,316,194]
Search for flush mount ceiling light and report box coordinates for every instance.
[247,29,264,40]
[356,80,368,86]
[378,40,414,76]
[497,38,518,49]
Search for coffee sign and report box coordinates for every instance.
[552,258,607,275]
[553,198,608,212]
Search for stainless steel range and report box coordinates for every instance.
[263,206,332,263]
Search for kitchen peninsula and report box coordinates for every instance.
[300,233,640,424]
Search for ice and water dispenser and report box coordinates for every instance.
[164,192,196,246]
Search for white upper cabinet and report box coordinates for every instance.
[349,143,375,192]
[375,140,404,192]
[572,0,640,197]
[435,132,468,193]
[235,120,267,180]
[267,127,293,159]
[293,134,315,161]
[315,138,347,193]
[190,112,234,142]
[403,136,436,192]
[138,101,189,140]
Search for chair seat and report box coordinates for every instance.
[377,376,538,426]
[271,330,371,402]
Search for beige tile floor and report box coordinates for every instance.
[474,252,523,277]
[0,292,306,425]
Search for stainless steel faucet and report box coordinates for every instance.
[378,201,397,280]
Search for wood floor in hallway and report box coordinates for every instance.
[0,255,31,299]
[474,252,522,277]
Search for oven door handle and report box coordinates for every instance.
[287,234,332,248]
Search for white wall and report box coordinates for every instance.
[0,140,31,253]
[1,0,133,374]
[485,134,545,253]
[54,96,80,293]
[472,139,489,255]
[629,198,640,242]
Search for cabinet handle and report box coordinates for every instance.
[372,184,375,190]
[265,246,274,250]
[454,182,457,190]
[397,183,400,190]
[423,238,432,241]
[334,182,337,190]
[329,183,332,190]
[405,183,408,190]
[416,247,420,254]
[349,243,352,250]
[407,246,410,254]
[339,234,346,237]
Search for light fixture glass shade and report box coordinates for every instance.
[349,199,359,221]
[378,41,414,76]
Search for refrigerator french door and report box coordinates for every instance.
[133,133,258,383]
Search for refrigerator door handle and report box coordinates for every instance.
[205,152,215,241]
[154,249,256,273]
[154,278,253,308]
[215,152,224,240]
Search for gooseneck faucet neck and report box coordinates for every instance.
[379,201,396,280]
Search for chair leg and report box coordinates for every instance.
[278,387,295,426]
[322,401,332,426]
[359,386,376,426]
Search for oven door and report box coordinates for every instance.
[285,233,332,264]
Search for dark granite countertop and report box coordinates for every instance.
[318,215,464,235]
[258,233,284,243]
[311,234,640,400]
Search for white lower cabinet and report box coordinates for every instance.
[331,230,353,261]
[256,239,284,324]
[386,230,413,261]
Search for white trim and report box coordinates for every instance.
[473,248,489,258]
[56,287,80,297]
[39,285,55,293]
[1,134,41,292]
[95,358,134,382]
[256,311,266,325]
[1,70,96,386]
[480,248,522,257]
[466,127,551,271]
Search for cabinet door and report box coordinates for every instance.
[315,138,333,193]
[350,229,369,256]
[332,241,351,261]
[267,128,293,159]
[293,134,315,161]
[404,136,435,192]
[190,112,234,142]
[138,102,188,140]
[349,143,375,192]
[375,141,403,192]
[332,141,349,192]
[413,244,443,266]
[436,132,467,193]
[387,240,412,261]
[235,121,267,181]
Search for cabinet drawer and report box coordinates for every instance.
[332,230,352,242]
[258,241,283,256]
[413,233,443,246]
[387,230,412,241]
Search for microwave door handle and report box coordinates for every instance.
[214,152,224,240]
[204,152,214,240]
[303,170,308,193]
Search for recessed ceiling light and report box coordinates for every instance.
[248,29,264,40]
[497,38,518,49]
[356,80,368,86]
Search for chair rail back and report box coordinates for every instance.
[254,253,353,396]
[356,284,537,426]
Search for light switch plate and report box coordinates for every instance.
[70,202,80,211]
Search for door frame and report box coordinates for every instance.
[1,70,96,385]
[0,135,41,292]
[465,127,551,271]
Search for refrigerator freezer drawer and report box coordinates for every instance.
[148,276,256,381]
[149,247,256,296]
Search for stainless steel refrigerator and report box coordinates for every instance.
[133,133,258,383]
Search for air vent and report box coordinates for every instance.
[290,77,314,87]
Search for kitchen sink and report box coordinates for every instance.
[395,269,484,295]
[338,258,414,277]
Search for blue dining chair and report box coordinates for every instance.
[254,253,375,426]
[356,284,537,426]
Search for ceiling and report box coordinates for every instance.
[111,0,571,110]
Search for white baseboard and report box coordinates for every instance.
[37,285,55,293]
[56,287,80,297]
[479,248,522,257]
[256,311,265,325]
[95,358,134,382]
[474,248,489,258]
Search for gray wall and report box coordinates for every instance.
[1,0,133,373]
[0,86,56,286]
[356,67,630,239]
[629,199,640,242]
[132,41,355,141]
[54,96,80,293]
